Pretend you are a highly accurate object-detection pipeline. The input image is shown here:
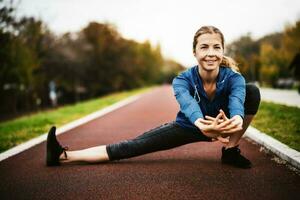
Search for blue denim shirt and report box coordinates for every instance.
[172,65,246,130]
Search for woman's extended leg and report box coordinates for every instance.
[59,145,109,163]
[51,122,211,165]
[46,126,110,166]
[105,122,211,161]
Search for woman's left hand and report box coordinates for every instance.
[204,110,243,135]
[220,115,243,134]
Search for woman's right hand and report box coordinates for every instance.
[194,112,234,138]
[204,110,243,136]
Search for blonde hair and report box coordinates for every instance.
[193,26,240,72]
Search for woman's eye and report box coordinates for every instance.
[215,46,221,49]
[200,47,207,49]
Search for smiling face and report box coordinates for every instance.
[193,33,224,72]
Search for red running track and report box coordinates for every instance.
[0,85,299,200]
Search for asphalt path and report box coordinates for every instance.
[0,85,299,200]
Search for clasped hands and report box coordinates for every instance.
[194,109,243,144]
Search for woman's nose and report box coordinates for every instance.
[207,48,215,56]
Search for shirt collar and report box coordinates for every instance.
[193,65,227,99]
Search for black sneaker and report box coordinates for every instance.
[221,146,252,169]
[46,126,68,166]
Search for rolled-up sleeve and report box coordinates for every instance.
[172,73,203,124]
[228,73,246,118]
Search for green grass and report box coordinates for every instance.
[0,86,154,153]
[252,101,300,151]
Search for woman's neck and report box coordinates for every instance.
[198,66,219,84]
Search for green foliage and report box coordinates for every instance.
[227,20,300,85]
[0,1,44,114]
[0,2,184,120]
[259,43,280,85]
[282,21,300,61]
[227,34,260,81]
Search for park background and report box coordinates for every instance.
[0,0,300,153]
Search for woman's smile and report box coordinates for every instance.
[205,60,217,65]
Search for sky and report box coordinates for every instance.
[13,0,300,66]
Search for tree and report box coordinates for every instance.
[0,0,55,116]
[282,21,300,62]
[259,43,280,86]
[227,34,260,82]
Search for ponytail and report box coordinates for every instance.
[221,56,240,73]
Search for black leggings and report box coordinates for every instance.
[106,84,261,161]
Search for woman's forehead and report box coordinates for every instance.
[197,33,222,45]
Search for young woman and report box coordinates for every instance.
[46,26,260,169]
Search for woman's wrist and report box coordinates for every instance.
[194,118,204,130]
[194,118,220,138]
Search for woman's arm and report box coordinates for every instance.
[172,72,204,125]
[227,73,246,119]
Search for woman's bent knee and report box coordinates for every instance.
[245,84,261,115]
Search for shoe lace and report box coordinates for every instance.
[232,147,241,156]
[62,146,69,159]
